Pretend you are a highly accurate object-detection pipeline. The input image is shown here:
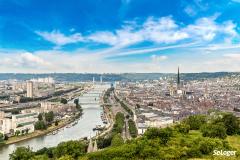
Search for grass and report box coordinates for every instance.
[227,135,240,152]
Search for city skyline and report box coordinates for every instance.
[1,0,240,73]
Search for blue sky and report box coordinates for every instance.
[0,0,240,73]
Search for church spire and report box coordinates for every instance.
[87,137,93,153]
[177,66,180,89]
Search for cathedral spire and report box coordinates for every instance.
[177,66,180,89]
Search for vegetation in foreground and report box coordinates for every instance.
[9,111,240,160]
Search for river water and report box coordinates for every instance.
[0,84,110,160]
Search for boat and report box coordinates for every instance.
[93,125,104,131]
[66,124,71,128]
[72,121,78,126]
[52,130,58,135]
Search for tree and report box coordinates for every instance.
[112,112,125,134]
[74,98,82,111]
[35,121,47,130]
[128,119,137,138]
[15,130,20,136]
[200,123,227,139]
[60,98,68,104]
[38,113,43,121]
[26,128,29,134]
[0,133,4,142]
[184,115,207,130]
[58,155,74,160]
[222,113,240,135]
[97,135,113,149]
[55,120,59,126]
[74,98,79,106]
[11,109,20,114]
[175,123,190,134]
[53,140,86,158]
[9,147,34,160]
[4,134,8,141]
[144,127,173,145]
[111,134,124,147]
[45,111,54,123]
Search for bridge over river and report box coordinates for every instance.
[0,84,111,160]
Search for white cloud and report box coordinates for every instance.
[151,55,168,63]
[0,52,52,72]
[36,15,238,49]
[20,52,51,67]
[184,15,237,41]
[86,15,237,46]
[36,30,84,46]
[86,17,189,46]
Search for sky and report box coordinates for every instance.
[0,0,240,73]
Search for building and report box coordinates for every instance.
[177,66,180,89]
[40,102,76,115]
[26,81,33,98]
[0,111,38,135]
[87,138,98,153]
[100,76,103,83]
[30,77,55,84]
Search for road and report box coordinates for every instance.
[109,92,132,141]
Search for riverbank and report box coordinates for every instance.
[94,106,114,139]
[4,114,80,145]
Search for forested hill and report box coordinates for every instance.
[0,72,238,82]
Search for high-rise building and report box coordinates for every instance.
[26,81,33,98]
[100,76,103,83]
[93,77,95,84]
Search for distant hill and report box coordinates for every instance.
[0,72,238,82]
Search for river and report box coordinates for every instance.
[0,84,110,160]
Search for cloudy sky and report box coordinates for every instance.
[0,0,240,73]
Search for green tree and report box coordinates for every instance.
[222,113,240,135]
[58,155,74,160]
[9,147,34,160]
[111,134,124,147]
[15,130,20,136]
[38,113,43,121]
[201,123,227,139]
[128,119,137,138]
[184,115,207,130]
[175,123,190,134]
[4,134,8,141]
[35,121,47,130]
[0,133,4,143]
[144,127,173,145]
[31,155,49,160]
[60,98,68,104]
[74,98,79,106]
[97,135,113,149]
[45,111,54,123]
[53,140,86,158]
[112,112,125,134]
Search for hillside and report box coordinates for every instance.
[9,112,240,160]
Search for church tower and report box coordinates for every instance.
[177,66,180,89]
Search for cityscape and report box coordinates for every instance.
[0,0,240,160]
